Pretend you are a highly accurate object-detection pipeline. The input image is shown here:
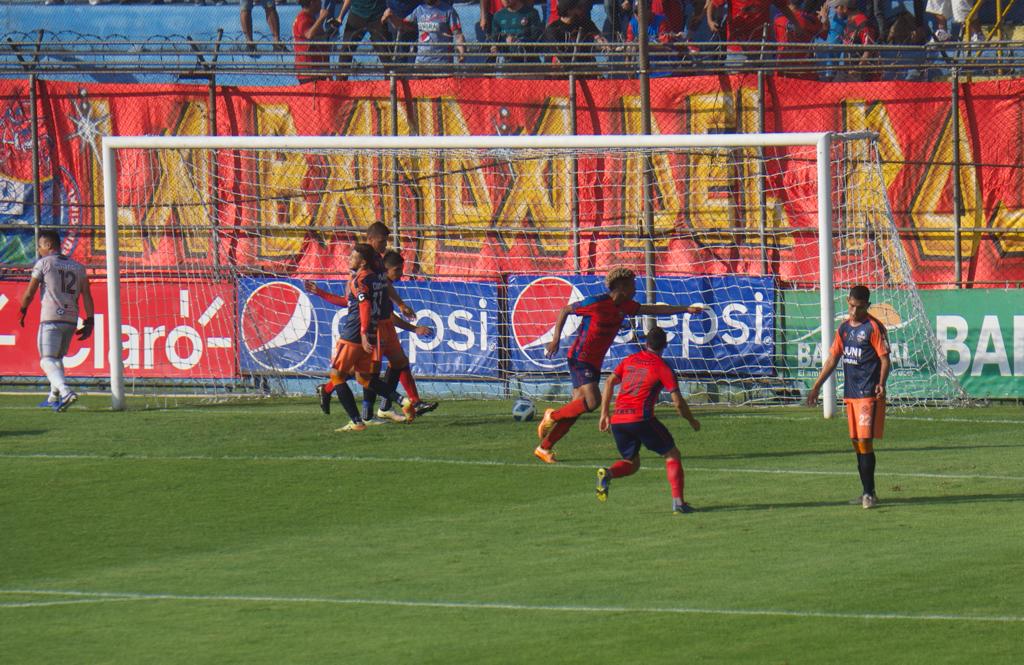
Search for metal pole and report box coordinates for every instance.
[817,133,835,419]
[29,74,41,241]
[757,70,768,276]
[638,0,655,318]
[569,73,579,273]
[207,74,221,274]
[951,71,962,288]
[102,141,125,411]
[390,73,401,252]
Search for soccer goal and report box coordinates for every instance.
[101,132,966,413]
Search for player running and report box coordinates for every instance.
[596,326,701,514]
[533,266,702,463]
[314,243,416,431]
[805,284,890,509]
[18,230,94,412]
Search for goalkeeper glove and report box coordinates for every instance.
[76,316,94,341]
[19,306,27,327]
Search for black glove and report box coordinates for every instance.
[76,316,94,341]
[18,306,26,327]
[324,16,341,36]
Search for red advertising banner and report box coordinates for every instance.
[0,280,236,378]
[0,76,1020,284]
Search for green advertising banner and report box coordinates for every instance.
[782,289,1024,400]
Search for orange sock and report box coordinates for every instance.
[399,368,419,403]
[665,457,684,501]
[541,416,578,450]
[552,397,587,421]
[322,379,338,394]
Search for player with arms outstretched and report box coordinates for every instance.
[314,243,416,431]
[805,284,890,509]
[533,267,702,463]
[19,230,94,412]
[596,326,701,514]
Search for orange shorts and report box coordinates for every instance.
[376,321,409,369]
[330,338,376,378]
[845,397,885,441]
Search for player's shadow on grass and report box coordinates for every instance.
[0,430,48,438]
[700,492,1024,512]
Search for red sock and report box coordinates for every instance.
[541,416,577,450]
[609,459,638,478]
[322,379,337,394]
[552,397,587,421]
[665,457,684,501]
[398,367,419,403]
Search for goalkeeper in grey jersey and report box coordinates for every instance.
[18,230,94,412]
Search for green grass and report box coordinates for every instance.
[2,396,1023,664]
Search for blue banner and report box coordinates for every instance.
[506,275,775,377]
[237,277,498,377]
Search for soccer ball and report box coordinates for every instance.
[512,398,536,422]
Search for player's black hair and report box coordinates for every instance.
[352,243,376,266]
[366,222,391,240]
[849,285,871,303]
[646,325,668,352]
[382,250,404,268]
[38,229,61,250]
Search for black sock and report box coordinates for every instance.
[362,389,377,421]
[335,383,362,423]
[857,452,876,496]
[381,366,400,411]
[368,376,402,407]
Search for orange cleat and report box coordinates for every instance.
[401,398,416,423]
[537,408,556,440]
[533,446,557,464]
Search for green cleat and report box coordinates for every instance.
[595,467,610,502]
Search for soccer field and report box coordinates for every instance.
[2,396,1022,664]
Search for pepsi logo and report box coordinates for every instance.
[241,281,318,371]
[511,276,584,369]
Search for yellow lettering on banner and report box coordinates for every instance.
[989,203,1024,254]
[908,104,982,261]
[439,97,491,251]
[385,98,439,275]
[495,98,572,254]
[313,99,380,232]
[254,104,312,258]
[135,102,213,257]
[620,96,680,250]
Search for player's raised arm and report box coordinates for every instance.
[670,390,700,432]
[544,303,575,358]
[636,302,704,316]
[598,371,620,433]
[390,312,431,337]
[304,280,349,307]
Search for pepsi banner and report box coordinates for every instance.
[507,275,776,377]
[238,278,499,377]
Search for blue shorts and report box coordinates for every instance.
[611,418,676,459]
[567,358,600,388]
[240,0,275,12]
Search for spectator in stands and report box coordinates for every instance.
[605,0,634,41]
[541,0,608,66]
[294,0,334,82]
[479,0,506,44]
[625,0,686,72]
[383,0,420,64]
[773,0,824,78]
[241,0,286,53]
[489,0,545,68]
[926,0,980,43]
[707,0,803,52]
[388,0,466,69]
[336,0,392,75]
[881,9,929,80]
[836,0,879,80]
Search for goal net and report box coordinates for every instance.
[101,133,966,413]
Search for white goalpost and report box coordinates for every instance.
[101,132,966,413]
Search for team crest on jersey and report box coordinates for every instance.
[511,276,584,370]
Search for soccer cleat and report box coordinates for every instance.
[317,384,331,415]
[38,396,58,408]
[414,400,439,417]
[533,446,557,464]
[363,417,390,426]
[672,502,696,514]
[861,493,878,509]
[595,467,610,502]
[376,408,408,423]
[401,399,416,423]
[537,408,556,440]
[336,420,367,432]
[53,392,78,413]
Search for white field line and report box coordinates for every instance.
[1,451,1021,482]
[1,589,1021,623]
[0,597,138,609]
